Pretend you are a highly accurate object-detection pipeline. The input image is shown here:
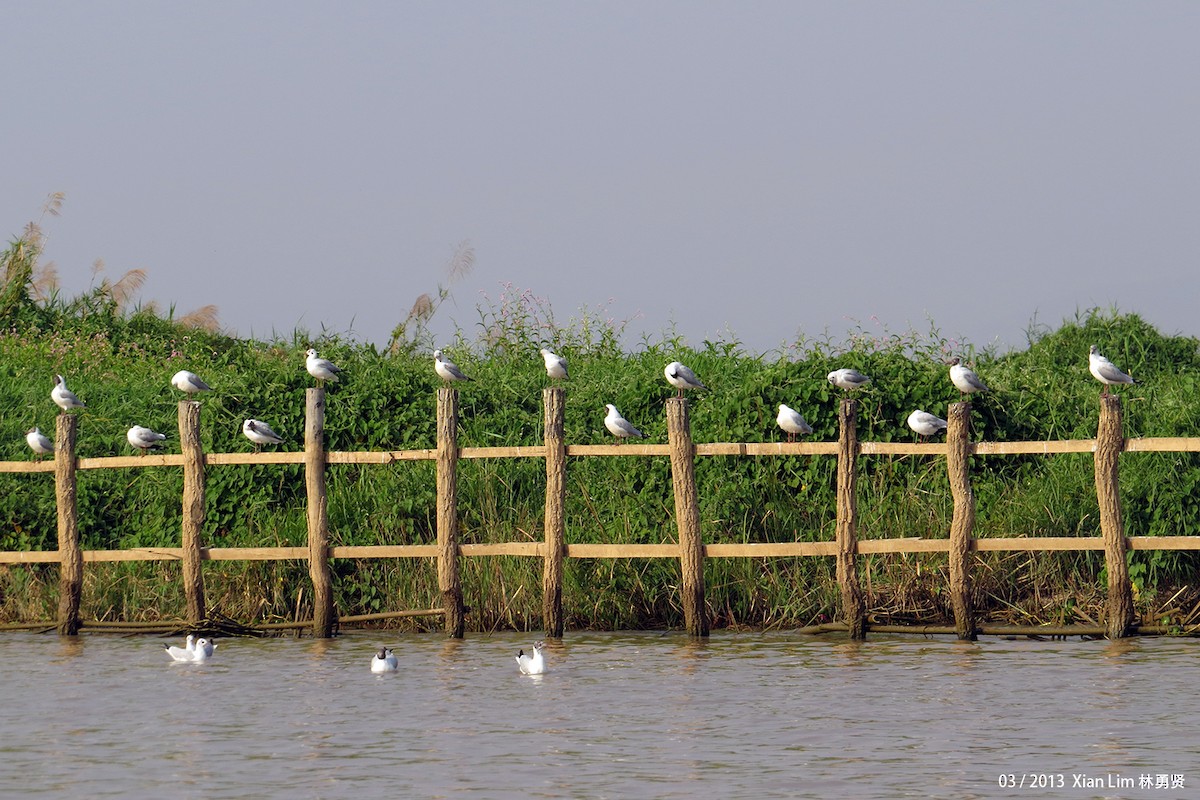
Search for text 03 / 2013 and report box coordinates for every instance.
[997,773,1185,790]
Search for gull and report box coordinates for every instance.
[371,647,399,673]
[189,637,214,662]
[164,636,214,663]
[164,634,196,662]
[171,370,212,394]
[907,409,948,440]
[604,404,644,442]
[1089,345,1136,394]
[516,641,546,675]
[26,427,53,459]
[242,419,284,451]
[305,348,343,386]
[51,374,85,411]
[127,425,168,453]
[434,349,472,383]
[664,361,708,397]
[948,357,988,400]
[540,348,568,380]
[827,369,871,392]
[776,404,813,443]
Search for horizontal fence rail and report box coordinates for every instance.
[2,389,1196,639]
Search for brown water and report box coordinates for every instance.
[0,631,1194,799]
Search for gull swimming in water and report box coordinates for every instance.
[371,647,399,673]
[948,357,988,400]
[907,409,948,440]
[1088,345,1136,394]
[305,349,343,386]
[827,369,871,392]
[434,349,472,383]
[664,361,708,397]
[776,404,813,442]
[164,636,214,663]
[540,348,568,380]
[242,419,284,450]
[51,375,85,411]
[25,427,53,458]
[127,425,168,453]
[164,634,196,662]
[171,370,213,394]
[604,404,644,442]
[516,641,546,675]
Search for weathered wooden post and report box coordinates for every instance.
[836,398,866,639]
[542,387,566,639]
[305,388,336,637]
[1096,394,1134,638]
[666,397,709,637]
[178,400,207,624]
[54,413,82,636]
[946,402,977,640]
[437,387,465,638]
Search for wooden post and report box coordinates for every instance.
[437,387,465,638]
[178,400,207,624]
[835,398,866,639]
[305,388,336,638]
[946,402,977,641]
[1096,394,1134,638]
[666,397,708,637]
[54,413,82,636]
[542,387,566,639]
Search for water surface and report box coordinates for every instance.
[0,631,1194,798]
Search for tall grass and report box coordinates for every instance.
[2,226,1199,630]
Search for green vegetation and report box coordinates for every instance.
[2,216,1199,632]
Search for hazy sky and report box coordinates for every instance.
[4,2,1198,355]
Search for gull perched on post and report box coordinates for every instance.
[776,404,813,443]
[242,419,284,451]
[51,374,85,411]
[1088,345,1136,394]
[664,361,707,397]
[305,349,343,386]
[907,409,948,441]
[948,357,988,400]
[127,425,168,454]
[25,427,53,459]
[171,370,213,395]
[604,404,644,442]
[540,348,568,380]
[434,349,472,383]
[827,369,871,392]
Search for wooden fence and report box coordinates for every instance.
[3,387,1199,640]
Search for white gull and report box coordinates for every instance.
[540,348,568,380]
[776,404,813,442]
[516,641,546,675]
[434,349,472,383]
[827,369,871,392]
[305,349,343,386]
[171,370,213,394]
[26,427,53,458]
[127,425,168,453]
[51,375,85,411]
[604,404,644,441]
[664,361,707,397]
[1089,345,1136,394]
[907,410,948,439]
[948,357,989,399]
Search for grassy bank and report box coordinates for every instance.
[2,231,1200,631]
